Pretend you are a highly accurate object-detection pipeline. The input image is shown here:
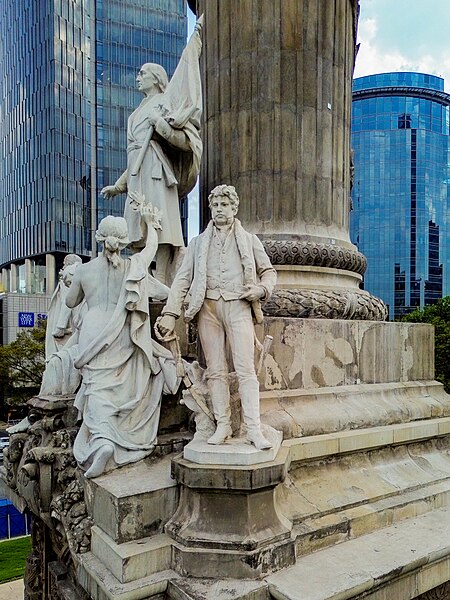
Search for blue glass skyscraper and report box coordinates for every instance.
[0,0,186,295]
[350,72,450,319]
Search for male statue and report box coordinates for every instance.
[66,200,179,478]
[156,185,277,450]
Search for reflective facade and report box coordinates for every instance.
[0,0,186,278]
[350,72,450,319]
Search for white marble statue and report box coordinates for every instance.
[66,199,180,478]
[40,255,86,396]
[45,254,83,358]
[100,16,203,284]
[155,185,277,450]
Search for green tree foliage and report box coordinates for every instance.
[401,297,450,393]
[0,321,46,418]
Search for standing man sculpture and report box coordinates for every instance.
[101,17,203,284]
[156,185,277,450]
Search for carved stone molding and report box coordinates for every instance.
[48,561,89,600]
[262,240,367,275]
[263,288,388,321]
[24,520,44,600]
[5,396,91,600]
[414,581,450,599]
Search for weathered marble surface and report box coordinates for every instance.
[257,317,434,392]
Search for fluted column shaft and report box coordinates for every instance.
[196,0,386,320]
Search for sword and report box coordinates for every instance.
[154,320,214,420]
[256,334,273,376]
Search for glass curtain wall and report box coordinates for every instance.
[0,0,186,270]
[351,72,450,319]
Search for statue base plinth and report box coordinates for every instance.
[165,447,294,579]
[184,425,282,465]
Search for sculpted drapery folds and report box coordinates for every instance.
[101,17,203,284]
[40,254,86,397]
[66,200,180,478]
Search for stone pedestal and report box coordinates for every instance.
[166,448,295,579]
[183,426,282,465]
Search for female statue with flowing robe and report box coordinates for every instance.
[101,17,203,284]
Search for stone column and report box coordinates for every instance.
[1,268,8,292]
[25,258,33,294]
[10,263,18,293]
[196,0,386,320]
[45,254,56,295]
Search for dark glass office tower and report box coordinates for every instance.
[0,0,186,295]
[350,72,450,320]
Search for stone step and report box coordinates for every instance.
[284,415,450,463]
[260,380,450,438]
[266,505,450,600]
[293,477,450,558]
[91,526,172,584]
[277,434,450,558]
[85,454,178,544]
[77,551,179,600]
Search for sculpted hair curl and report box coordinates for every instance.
[208,184,240,209]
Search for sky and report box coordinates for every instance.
[188,2,450,89]
[355,0,450,91]
[187,1,450,236]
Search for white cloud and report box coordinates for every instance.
[354,17,450,92]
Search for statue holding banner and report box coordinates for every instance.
[101,17,204,284]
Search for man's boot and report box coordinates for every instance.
[239,378,272,450]
[207,379,233,445]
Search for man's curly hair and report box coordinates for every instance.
[208,184,240,209]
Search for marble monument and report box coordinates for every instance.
[66,200,180,478]
[100,18,203,284]
[5,5,450,600]
[156,184,277,451]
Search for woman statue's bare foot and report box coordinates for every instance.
[84,444,114,478]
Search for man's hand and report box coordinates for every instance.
[101,185,121,199]
[239,285,265,302]
[146,113,160,128]
[155,315,176,339]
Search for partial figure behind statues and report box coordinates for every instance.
[66,200,180,478]
[101,16,204,285]
[45,254,83,358]
[40,255,87,396]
